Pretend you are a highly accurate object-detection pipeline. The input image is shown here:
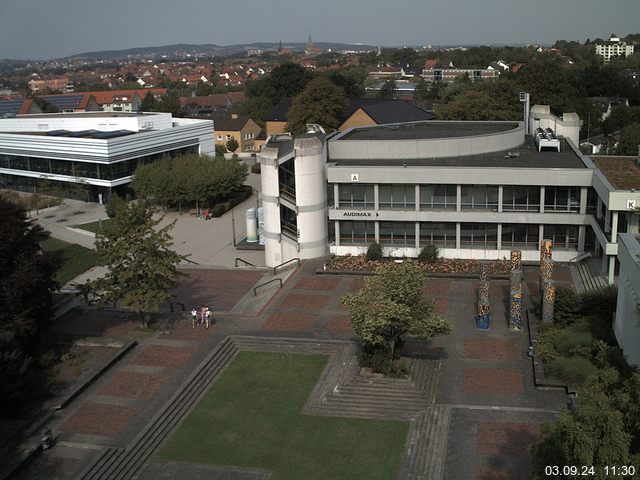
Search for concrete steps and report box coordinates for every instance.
[76,337,239,480]
[397,405,451,480]
[576,259,608,293]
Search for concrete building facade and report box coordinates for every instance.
[258,109,640,284]
[0,112,214,202]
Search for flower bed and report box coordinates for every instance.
[326,254,511,276]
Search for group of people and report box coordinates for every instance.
[191,305,213,329]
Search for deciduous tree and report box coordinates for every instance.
[89,201,187,327]
[285,77,347,135]
[342,262,452,371]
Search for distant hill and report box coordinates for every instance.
[65,42,379,61]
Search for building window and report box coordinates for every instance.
[501,224,539,249]
[420,184,456,210]
[543,224,578,250]
[379,184,415,209]
[544,187,580,212]
[502,186,540,211]
[420,222,456,247]
[586,188,598,214]
[339,221,375,245]
[460,223,498,248]
[327,183,335,208]
[461,185,498,211]
[280,205,297,240]
[226,134,231,141]
[217,135,223,141]
[338,184,374,208]
[379,221,415,246]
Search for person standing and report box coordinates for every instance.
[191,308,198,328]
[205,307,211,329]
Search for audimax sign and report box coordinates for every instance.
[342,211,379,217]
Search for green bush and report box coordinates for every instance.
[553,287,582,327]
[251,163,261,174]
[210,204,226,217]
[580,286,617,320]
[365,242,383,261]
[545,356,598,385]
[357,343,407,376]
[553,328,593,356]
[417,244,439,264]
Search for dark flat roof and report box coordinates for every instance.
[339,121,520,141]
[330,137,586,169]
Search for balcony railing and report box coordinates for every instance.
[279,183,296,202]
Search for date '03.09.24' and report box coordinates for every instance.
[545,465,637,476]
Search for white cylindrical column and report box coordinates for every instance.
[294,135,328,260]
[245,208,258,242]
[260,145,284,267]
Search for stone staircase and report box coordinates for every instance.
[76,336,449,480]
[76,337,240,480]
[575,258,608,293]
[397,405,452,480]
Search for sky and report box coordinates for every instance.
[1,0,639,60]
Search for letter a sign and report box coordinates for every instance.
[351,173,359,182]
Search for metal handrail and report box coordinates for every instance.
[254,278,282,296]
[273,257,300,274]
[183,257,199,265]
[568,251,592,263]
[235,257,256,267]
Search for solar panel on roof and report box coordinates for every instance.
[0,100,24,115]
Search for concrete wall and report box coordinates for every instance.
[329,122,524,160]
[0,112,174,132]
[614,233,640,367]
[529,105,582,147]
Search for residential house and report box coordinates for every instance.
[92,88,167,112]
[265,97,434,136]
[212,114,262,152]
[0,98,42,117]
[338,99,435,131]
[28,76,74,93]
[588,96,630,121]
[38,93,99,113]
[180,92,246,116]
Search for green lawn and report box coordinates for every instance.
[42,237,98,285]
[159,352,408,480]
[74,218,112,234]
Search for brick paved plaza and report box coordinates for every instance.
[13,262,569,480]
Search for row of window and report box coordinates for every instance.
[337,221,578,250]
[0,146,198,181]
[332,184,593,212]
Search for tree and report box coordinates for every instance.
[0,197,60,416]
[89,201,187,327]
[214,144,227,157]
[226,136,239,153]
[435,89,515,120]
[235,96,273,125]
[617,122,640,155]
[139,91,158,111]
[378,79,397,99]
[531,370,635,479]
[413,78,431,102]
[0,198,60,344]
[285,77,347,135]
[342,262,452,372]
[245,62,314,102]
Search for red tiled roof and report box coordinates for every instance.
[90,88,167,105]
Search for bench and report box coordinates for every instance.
[189,209,198,216]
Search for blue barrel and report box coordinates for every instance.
[476,313,490,329]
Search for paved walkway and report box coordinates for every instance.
[11,260,568,480]
[31,172,266,277]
